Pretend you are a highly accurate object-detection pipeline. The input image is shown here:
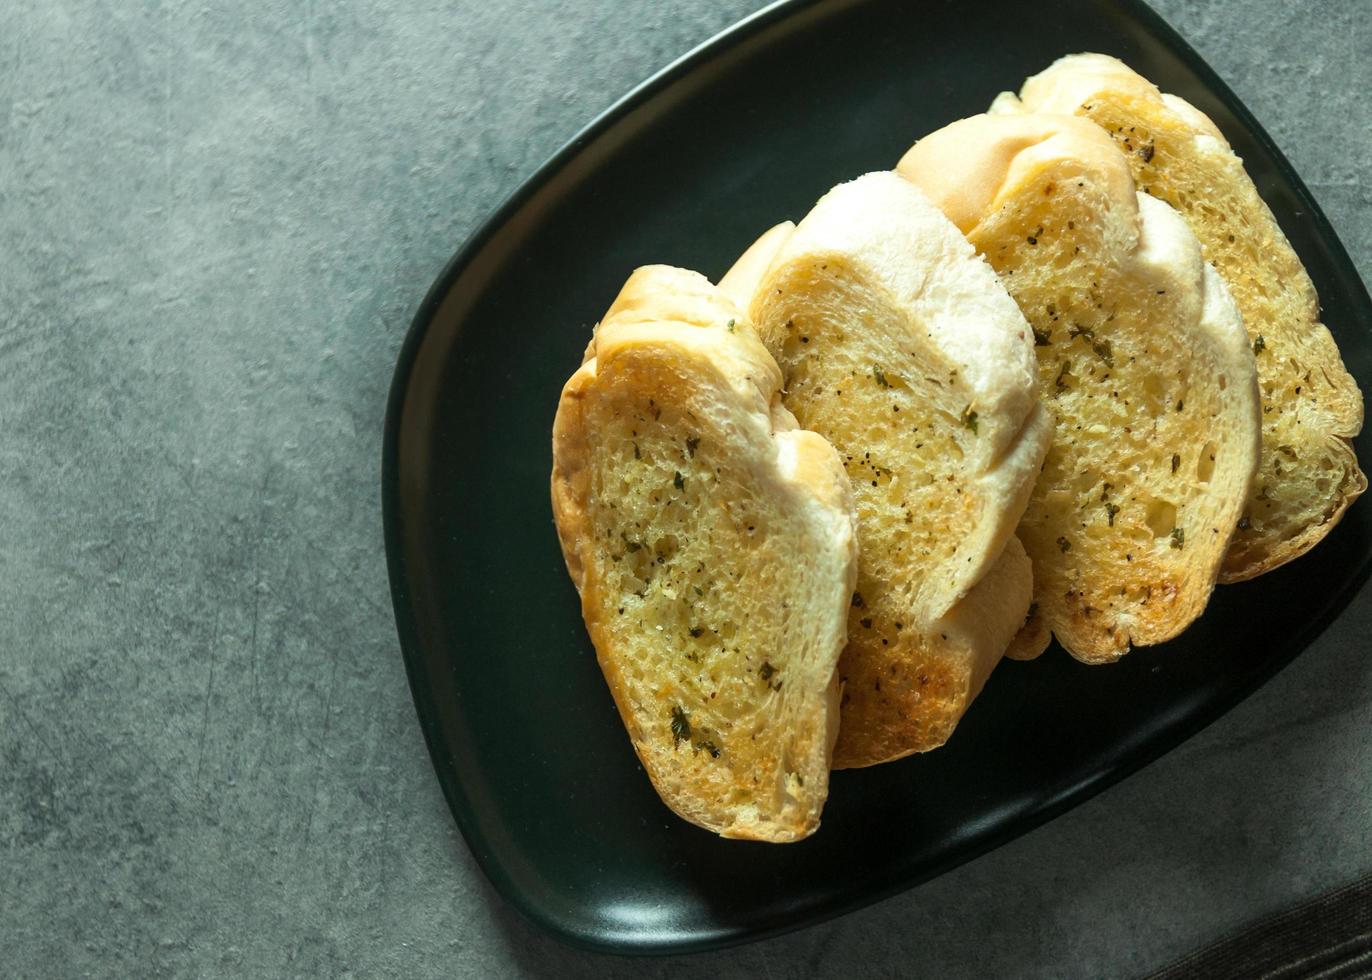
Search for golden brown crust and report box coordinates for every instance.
[550,362,597,590]
[1003,594,1052,662]
[833,640,965,768]
[832,534,1033,766]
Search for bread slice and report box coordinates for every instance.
[727,171,1052,766]
[991,54,1366,582]
[551,265,858,841]
[899,114,1261,663]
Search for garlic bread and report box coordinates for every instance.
[551,265,858,840]
[899,114,1261,663]
[732,172,1051,764]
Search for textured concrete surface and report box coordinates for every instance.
[1,0,1368,976]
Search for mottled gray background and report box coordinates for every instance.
[2,0,1368,977]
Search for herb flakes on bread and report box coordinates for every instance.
[899,114,1261,663]
[991,53,1366,582]
[551,265,858,841]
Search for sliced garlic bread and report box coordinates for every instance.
[899,114,1261,663]
[992,53,1366,582]
[730,172,1051,766]
[551,265,858,841]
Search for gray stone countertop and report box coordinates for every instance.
[3,0,1369,976]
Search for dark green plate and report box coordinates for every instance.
[382,0,1372,955]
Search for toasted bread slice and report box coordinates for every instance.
[728,172,1051,765]
[551,266,858,841]
[991,54,1366,582]
[899,114,1261,663]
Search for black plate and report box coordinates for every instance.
[382,0,1372,955]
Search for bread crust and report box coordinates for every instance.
[719,221,795,310]
[552,266,858,840]
[899,114,1261,663]
[992,53,1365,582]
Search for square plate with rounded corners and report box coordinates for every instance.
[383,0,1372,955]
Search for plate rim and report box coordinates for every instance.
[381,0,1372,956]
